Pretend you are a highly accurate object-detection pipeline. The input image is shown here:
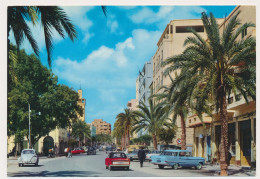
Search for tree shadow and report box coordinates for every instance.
[8,170,101,177]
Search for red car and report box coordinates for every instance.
[71,148,85,154]
[105,152,130,171]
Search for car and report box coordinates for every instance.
[105,152,130,171]
[87,147,96,155]
[126,149,150,161]
[151,150,205,170]
[126,150,138,161]
[146,150,161,161]
[18,149,39,167]
[106,146,116,154]
[72,148,85,154]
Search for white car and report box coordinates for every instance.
[18,149,39,167]
[146,150,161,161]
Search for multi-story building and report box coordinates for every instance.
[135,59,153,137]
[152,18,226,149]
[187,6,256,167]
[126,99,138,138]
[91,119,111,135]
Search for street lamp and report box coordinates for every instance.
[28,103,41,149]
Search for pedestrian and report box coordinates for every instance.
[227,151,232,166]
[67,147,71,158]
[138,147,146,167]
[68,147,72,158]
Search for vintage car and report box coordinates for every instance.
[18,149,39,167]
[105,152,130,171]
[146,150,161,161]
[126,149,151,161]
[87,147,96,155]
[151,150,205,170]
[72,148,85,154]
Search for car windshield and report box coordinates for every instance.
[110,153,126,158]
[22,150,35,154]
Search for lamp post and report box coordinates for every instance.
[28,103,41,149]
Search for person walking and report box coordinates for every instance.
[138,147,146,167]
[67,147,72,158]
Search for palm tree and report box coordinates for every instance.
[115,109,137,149]
[8,6,77,67]
[132,98,173,150]
[164,11,255,176]
[71,120,91,147]
[155,75,190,150]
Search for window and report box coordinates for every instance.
[170,25,173,34]
[242,28,247,38]
[176,26,204,33]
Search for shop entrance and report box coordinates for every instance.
[240,120,251,166]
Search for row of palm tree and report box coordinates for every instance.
[113,11,255,176]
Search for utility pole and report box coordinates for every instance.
[29,103,31,149]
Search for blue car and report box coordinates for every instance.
[151,150,205,170]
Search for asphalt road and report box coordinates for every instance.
[7,151,215,177]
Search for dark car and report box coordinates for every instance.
[87,147,96,155]
[106,146,116,154]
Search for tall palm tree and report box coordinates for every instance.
[132,98,173,150]
[164,11,255,176]
[8,6,77,67]
[71,120,91,147]
[115,109,137,149]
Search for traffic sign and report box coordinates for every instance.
[176,138,182,144]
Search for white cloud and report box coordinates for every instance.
[53,28,161,124]
[62,6,95,43]
[130,6,207,29]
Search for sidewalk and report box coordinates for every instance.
[205,164,256,177]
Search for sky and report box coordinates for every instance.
[10,5,236,129]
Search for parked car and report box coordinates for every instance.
[151,150,205,170]
[105,152,130,171]
[87,147,96,155]
[18,149,39,167]
[146,150,161,161]
[72,148,85,154]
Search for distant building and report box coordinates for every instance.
[91,119,111,135]
[135,59,153,137]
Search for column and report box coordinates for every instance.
[235,119,241,166]
[251,117,256,166]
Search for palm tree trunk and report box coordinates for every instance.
[152,134,157,150]
[219,94,229,176]
[180,113,187,150]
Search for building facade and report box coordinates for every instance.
[187,6,256,167]
[152,19,226,148]
[91,119,111,135]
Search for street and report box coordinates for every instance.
[7,150,255,177]
[8,151,216,177]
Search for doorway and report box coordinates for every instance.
[240,120,251,166]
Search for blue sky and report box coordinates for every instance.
[12,6,236,129]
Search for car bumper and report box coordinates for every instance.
[152,162,169,166]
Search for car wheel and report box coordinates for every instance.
[130,158,133,161]
[106,166,108,169]
[158,165,164,169]
[18,163,21,167]
[35,162,38,166]
[195,163,202,170]
[173,163,178,170]
[126,166,129,170]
